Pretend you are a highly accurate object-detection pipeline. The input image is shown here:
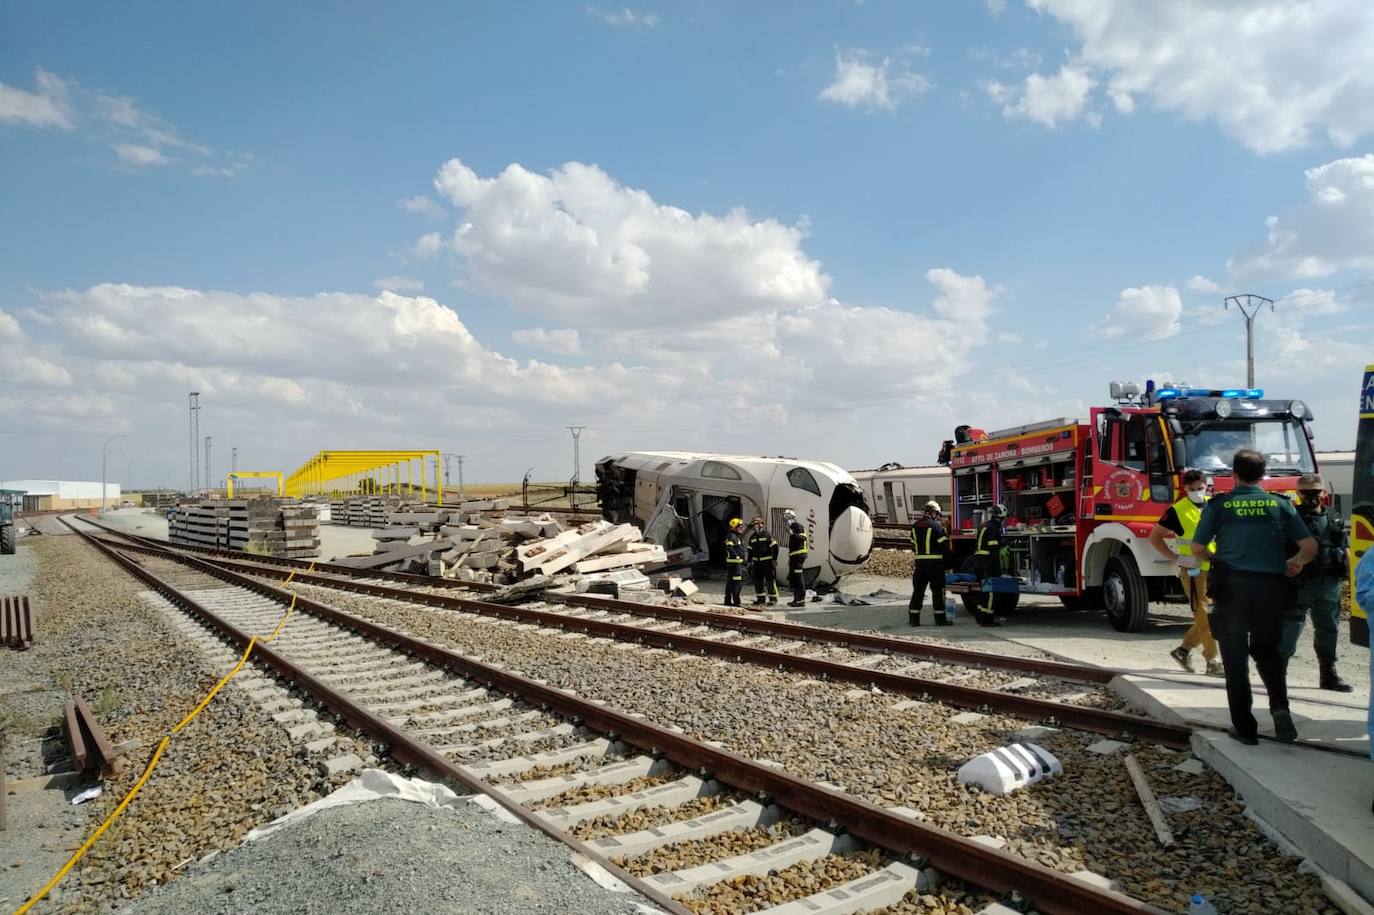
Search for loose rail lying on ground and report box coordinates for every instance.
[2,594,35,650]
[66,515,1167,915]
[64,695,119,775]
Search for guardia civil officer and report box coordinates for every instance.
[970,503,1006,627]
[909,501,952,626]
[786,517,809,607]
[747,516,780,606]
[1186,449,1317,744]
[723,517,747,608]
[1279,473,1353,691]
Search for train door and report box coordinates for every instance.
[884,481,910,525]
[699,494,764,566]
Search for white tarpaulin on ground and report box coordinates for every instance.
[244,768,462,843]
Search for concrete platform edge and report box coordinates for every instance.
[1108,675,1188,726]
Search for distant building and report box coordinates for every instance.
[0,480,121,511]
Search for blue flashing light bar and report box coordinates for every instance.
[1154,385,1264,400]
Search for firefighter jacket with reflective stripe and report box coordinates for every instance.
[974,518,1002,556]
[910,518,949,562]
[724,531,747,566]
[787,526,809,570]
[748,528,778,562]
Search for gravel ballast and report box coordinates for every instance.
[1,534,335,913]
[270,578,1338,914]
[118,797,646,915]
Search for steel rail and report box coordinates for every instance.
[61,517,694,915]
[84,520,1118,684]
[88,529,1191,749]
[76,519,1168,915]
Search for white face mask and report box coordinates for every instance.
[1186,489,1207,504]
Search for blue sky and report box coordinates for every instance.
[1,1,1371,488]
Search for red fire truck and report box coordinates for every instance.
[946,381,1319,631]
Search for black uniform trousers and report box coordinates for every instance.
[724,564,745,606]
[971,553,999,622]
[909,559,945,618]
[787,564,805,603]
[752,561,779,600]
[1210,570,1291,737]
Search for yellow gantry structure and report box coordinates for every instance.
[226,471,284,499]
[284,450,442,505]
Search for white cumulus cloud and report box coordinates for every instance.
[1186,275,1226,295]
[586,5,660,28]
[399,195,446,219]
[1094,285,1182,339]
[819,51,930,112]
[113,143,170,168]
[430,158,828,327]
[1229,154,1374,280]
[0,68,74,128]
[513,327,583,356]
[0,66,244,175]
[983,63,1096,128]
[1018,0,1374,153]
[373,275,425,293]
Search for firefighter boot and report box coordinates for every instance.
[1320,662,1354,693]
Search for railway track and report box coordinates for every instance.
[66,515,1170,915]
[83,519,1190,748]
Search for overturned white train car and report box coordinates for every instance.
[596,452,873,589]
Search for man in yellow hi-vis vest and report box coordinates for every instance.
[1149,468,1220,677]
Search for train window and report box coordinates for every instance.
[787,467,822,496]
[700,461,742,481]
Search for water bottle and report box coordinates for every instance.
[944,596,956,622]
[1186,894,1217,915]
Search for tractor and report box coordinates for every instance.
[0,490,18,554]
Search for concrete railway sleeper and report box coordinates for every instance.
[64,516,1166,915]
[82,517,1116,683]
[90,529,1187,749]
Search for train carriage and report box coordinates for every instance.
[596,452,873,589]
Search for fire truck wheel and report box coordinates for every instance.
[1102,555,1148,632]
[0,524,14,555]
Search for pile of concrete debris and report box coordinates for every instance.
[333,511,693,596]
[169,500,320,558]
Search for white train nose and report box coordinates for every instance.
[829,506,873,566]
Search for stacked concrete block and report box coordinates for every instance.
[170,499,319,558]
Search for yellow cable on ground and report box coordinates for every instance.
[15,590,297,915]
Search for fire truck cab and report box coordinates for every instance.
[948,381,1318,632]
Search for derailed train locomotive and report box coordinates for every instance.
[595,452,874,589]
